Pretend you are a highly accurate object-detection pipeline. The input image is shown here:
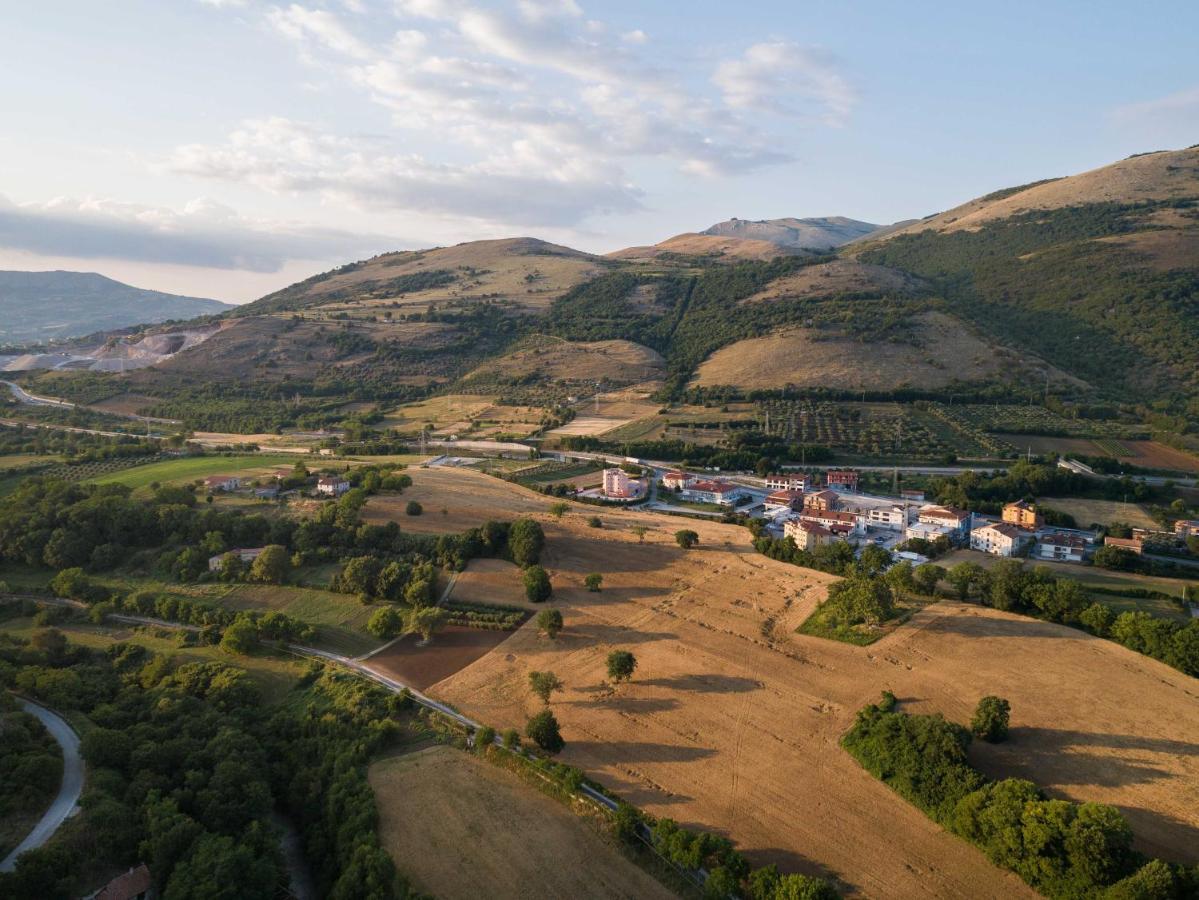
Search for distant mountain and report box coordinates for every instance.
[0,270,232,343]
[701,216,881,250]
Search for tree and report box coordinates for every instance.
[675,529,699,549]
[219,617,259,655]
[407,606,448,643]
[947,562,987,601]
[631,525,648,543]
[366,605,405,639]
[587,516,602,528]
[607,649,637,683]
[548,502,569,518]
[50,567,106,604]
[248,545,289,585]
[987,559,1027,611]
[536,608,563,639]
[1093,544,1136,571]
[509,518,545,566]
[525,709,564,753]
[1079,602,1114,637]
[858,544,892,578]
[502,727,521,750]
[883,560,915,595]
[474,725,496,754]
[971,696,1011,743]
[584,573,603,592]
[528,670,563,704]
[523,565,552,603]
[405,501,423,516]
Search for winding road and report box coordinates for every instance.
[0,698,84,873]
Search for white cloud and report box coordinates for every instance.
[714,41,855,126]
[0,192,391,272]
[265,4,372,59]
[1111,85,1199,124]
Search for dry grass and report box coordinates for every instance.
[369,745,675,900]
[693,312,1028,391]
[446,558,533,608]
[1037,496,1160,530]
[740,259,924,304]
[361,468,1199,897]
[465,336,664,385]
[608,232,798,262]
[380,395,499,432]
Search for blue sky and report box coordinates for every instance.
[1,0,1195,300]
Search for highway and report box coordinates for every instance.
[0,698,84,873]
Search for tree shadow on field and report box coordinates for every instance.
[568,740,717,765]
[571,623,678,645]
[1115,807,1199,866]
[566,696,680,714]
[637,674,761,694]
[972,726,1198,790]
[914,611,1092,641]
[544,541,688,575]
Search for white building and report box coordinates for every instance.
[681,479,745,507]
[970,522,1031,557]
[764,473,808,492]
[661,471,693,491]
[800,509,865,537]
[917,505,973,544]
[208,547,265,572]
[905,521,953,544]
[1036,533,1088,563]
[316,476,351,497]
[865,504,912,531]
[602,467,644,499]
[763,489,805,513]
[203,475,241,492]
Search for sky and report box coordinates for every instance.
[1,0,1196,302]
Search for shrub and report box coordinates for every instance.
[584,573,602,592]
[525,709,564,753]
[535,608,563,639]
[523,565,552,603]
[587,516,602,529]
[405,501,423,516]
[675,529,699,549]
[474,725,496,754]
[502,728,521,750]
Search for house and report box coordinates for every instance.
[763,489,805,513]
[1175,519,1199,539]
[917,505,973,544]
[208,547,266,572]
[801,509,865,536]
[1002,499,1043,530]
[804,489,840,512]
[900,489,926,502]
[970,522,1031,557]
[905,521,953,544]
[602,467,644,499]
[680,479,744,506]
[865,504,911,531]
[203,475,240,492]
[661,471,692,491]
[784,518,838,550]
[764,473,808,491]
[1104,536,1144,555]
[85,864,153,900]
[254,485,280,500]
[825,469,860,493]
[1037,533,1088,563]
[316,476,351,497]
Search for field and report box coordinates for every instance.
[464,337,664,387]
[445,559,533,608]
[218,583,381,656]
[1119,441,1199,473]
[86,454,302,490]
[362,468,1199,897]
[1037,496,1159,530]
[364,626,514,691]
[369,745,674,900]
[380,395,501,433]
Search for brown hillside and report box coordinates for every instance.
[876,146,1199,239]
[607,232,803,262]
[693,311,1082,392]
[740,258,925,304]
[463,335,664,386]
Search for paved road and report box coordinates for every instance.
[0,698,84,873]
[1,380,75,409]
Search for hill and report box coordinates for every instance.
[0,270,230,343]
[853,145,1199,405]
[702,215,881,249]
[606,232,806,263]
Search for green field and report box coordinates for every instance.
[218,582,381,656]
[86,454,301,490]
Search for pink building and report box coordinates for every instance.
[602,468,643,499]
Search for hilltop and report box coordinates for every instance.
[702,215,882,249]
[0,270,230,342]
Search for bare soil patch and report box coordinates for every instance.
[1118,440,1199,473]
[365,626,515,691]
[369,745,674,900]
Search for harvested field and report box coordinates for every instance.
[446,558,534,608]
[1037,496,1159,530]
[381,395,499,432]
[1009,435,1107,457]
[365,626,514,691]
[1118,440,1199,473]
[367,469,1199,896]
[369,745,674,900]
[545,415,635,437]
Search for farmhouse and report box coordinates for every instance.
[203,475,240,492]
[783,518,837,550]
[317,476,351,497]
[804,489,840,512]
[970,522,1031,557]
[255,485,280,499]
[764,472,808,491]
[1002,499,1043,530]
[825,469,860,493]
[661,471,692,491]
[1037,533,1089,563]
[763,489,805,513]
[207,547,266,572]
[680,479,744,506]
[1173,519,1199,539]
[917,505,973,544]
[602,467,645,499]
[85,864,152,900]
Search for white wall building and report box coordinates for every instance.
[681,480,744,507]
[970,522,1031,557]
